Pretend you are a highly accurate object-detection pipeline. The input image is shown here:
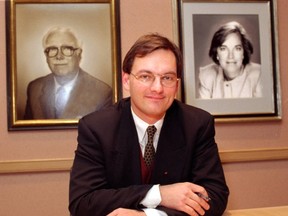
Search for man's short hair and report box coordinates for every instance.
[122,33,183,78]
[42,26,82,49]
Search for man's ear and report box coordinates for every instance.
[76,48,82,53]
[76,48,83,60]
[122,71,130,91]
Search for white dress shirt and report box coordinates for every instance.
[54,72,79,105]
[131,108,168,216]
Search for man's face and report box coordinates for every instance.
[44,31,81,78]
[123,49,179,124]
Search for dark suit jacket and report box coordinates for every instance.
[69,98,229,216]
[24,69,112,119]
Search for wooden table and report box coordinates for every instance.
[223,206,288,216]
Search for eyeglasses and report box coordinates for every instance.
[130,72,179,88]
[44,46,79,58]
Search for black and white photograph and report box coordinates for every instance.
[177,0,281,121]
[194,15,262,99]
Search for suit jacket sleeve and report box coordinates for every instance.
[190,115,229,216]
[152,102,228,216]
[69,116,153,216]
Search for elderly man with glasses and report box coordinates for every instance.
[24,26,112,119]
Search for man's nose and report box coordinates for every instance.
[55,49,64,60]
[150,77,164,92]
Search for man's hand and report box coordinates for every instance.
[107,208,146,216]
[159,182,210,216]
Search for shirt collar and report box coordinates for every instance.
[131,107,164,144]
[54,72,79,93]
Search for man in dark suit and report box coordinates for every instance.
[24,27,112,120]
[69,33,229,216]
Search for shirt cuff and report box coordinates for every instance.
[140,184,161,208]
[142,208,168,216]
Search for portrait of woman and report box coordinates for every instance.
[198,21,263,99]
[181,4,277,117]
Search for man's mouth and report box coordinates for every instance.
[54,63,67,66]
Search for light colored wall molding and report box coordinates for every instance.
[0,158,73,174]
[1,147,288,174]
[219,147,288,163]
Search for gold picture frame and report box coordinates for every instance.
[6,0,122,130]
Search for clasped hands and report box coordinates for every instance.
[160,182,210,215]
[107,182,210,216]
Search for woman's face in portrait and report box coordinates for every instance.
[217,33,244,80]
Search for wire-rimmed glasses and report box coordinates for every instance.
[130,72,179,88]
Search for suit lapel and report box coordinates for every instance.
[62,70,83,116]
[40,75,56,118]
[62,70,92,118]
[111,100,143,185]
[151,102,187,184]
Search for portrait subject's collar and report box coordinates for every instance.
[54,71,79,93]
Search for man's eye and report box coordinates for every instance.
[162,75,174,81]
[45,47,58,56]
[46,47,57,52]
[62,46,73,51]
[139,74,152,80]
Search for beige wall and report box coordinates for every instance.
[0,0,288,215]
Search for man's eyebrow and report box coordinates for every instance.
[137,70,176,75]
[137,70,152,74]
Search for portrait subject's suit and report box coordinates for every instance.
[69,98,229,216]
[198,62,262,98]
[24,69,112,119]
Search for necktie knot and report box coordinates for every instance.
[144,125,157,168]
[147,125,157,140]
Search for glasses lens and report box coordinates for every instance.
[137,73,154,83]
[61,46,75,57]
[45,47,58,57]
[161,74,178,87]
[132,73,178,87]
[45,46,77,58]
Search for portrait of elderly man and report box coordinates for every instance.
[24,26,113,120]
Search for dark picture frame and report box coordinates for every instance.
[6,0,122,130]
[176,0,281,122]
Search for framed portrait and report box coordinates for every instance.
[176,0,281,122]
[6,0,121,130]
